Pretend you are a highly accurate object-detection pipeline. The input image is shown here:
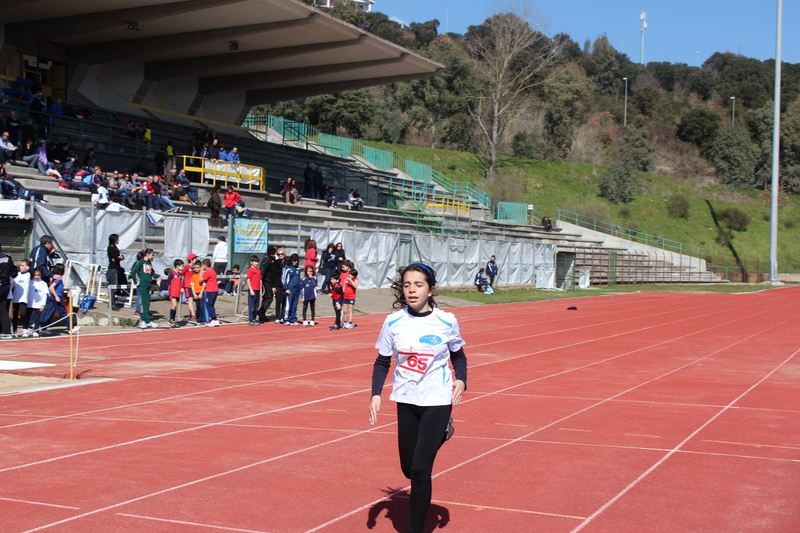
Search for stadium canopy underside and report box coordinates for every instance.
[0,0,443,120]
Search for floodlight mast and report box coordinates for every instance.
[640,12,647,65]
[769,0,783,282]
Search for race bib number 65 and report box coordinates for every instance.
[397,346,435,382]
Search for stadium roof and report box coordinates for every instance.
[0,0,444,106]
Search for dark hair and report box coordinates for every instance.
[232,264,240,270]
[250,255,259,262]
[33,267,44,276]
[109,234,119,245]
[164,268,172,275]
[52,263,65,276]
[40,235,53,244]
[304,264,315,276]
[218,236,226,242]
[391,264,437,310]
[327,243,335,252]
[143,248,154,256]
[202,258,212,267]
[19,259,31,268]
[289,253,299,263]
[174,259,184,267]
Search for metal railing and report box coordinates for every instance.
[387,186,465,238]
[426,195,471,216]
[177,155,265,191]
[495,202,529,225]
[558,209,708,259]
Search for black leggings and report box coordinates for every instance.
[302,299,315,321]
[396,402,452,533]
[12,302,28,331]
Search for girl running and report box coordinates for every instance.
[369,263,468,533]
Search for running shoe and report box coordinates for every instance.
[330,324,341,331]
[445,417,455,441]
[0,334,12,340]
[139,321,148,329]
[133,311,141,318]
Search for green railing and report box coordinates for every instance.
[245,112,493,211]
[558,209,708,259]
[388,186,466,238]
[495,202,529,224]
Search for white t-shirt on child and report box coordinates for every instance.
[12,271,32,304]
[375,307,466,406]
[30,279,48,308]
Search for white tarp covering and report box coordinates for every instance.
[0,199,27,218]
[33,206,208,287]
[578,270,591,289]
[312,227,544,289]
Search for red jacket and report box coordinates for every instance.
[224,190,241,208]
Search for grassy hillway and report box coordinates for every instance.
[365,140,800,272]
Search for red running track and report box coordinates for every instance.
[1,287,799,532]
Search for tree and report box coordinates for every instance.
[580,35,620,93]
[631,86,659,116]
[305,90,374,137]
[619,128,655,172]
[710,126,758,188]
[464,5,560,179]
[410,19,439,48]
[600,147,637,204]
[677,107,721,154]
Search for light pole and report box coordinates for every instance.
[696,51,700,66]
[623,77,628,126]
[769,0,783,283]
[730,96,736,125]
[445,7,448,34]
[640,12,647,66]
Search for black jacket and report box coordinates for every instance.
[0,252,17,288]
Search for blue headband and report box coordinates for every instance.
[408,263,436,286]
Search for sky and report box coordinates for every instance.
[375,0,800,66]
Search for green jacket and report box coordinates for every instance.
[130,259,159,286]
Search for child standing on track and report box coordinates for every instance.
[191,261,206,326]
[281,253,301,326]
[168,259,184,327]
[130,248,160,329]
[11,260,31,337]
[200,258,220,327]
[246,255,261,326]
[28,267,47,337]
[328,272,344,331]
[369,263,467,533]
[181,253,198,322]
[301,265,317,326]
[340,262,358,329]
[39,263,68,336]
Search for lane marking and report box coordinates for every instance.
[700,439,800,450]
[305,313,800,532]
[15,420,399,533]
[325,409,346,412]
[495,423,527,427]
[560,428,592,432]
[432,499,586,520]
[570,346,800,532]
[116,513,272,533]
[0,497,80,510]
[625,434,661,438]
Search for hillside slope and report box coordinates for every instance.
[365,140,800,272]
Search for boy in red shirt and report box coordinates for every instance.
[246,255,262,326]
[200,258,220,327]
[181,253,199,322]
[340,261,358,329]
[168,259,184,327]
[328,272,344,330]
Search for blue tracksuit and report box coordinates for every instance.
[282,264,301,323]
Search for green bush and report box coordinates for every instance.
[668,194,691,218]
[718,206,751,231]
[511,131,541,159]
[619,206,631,218]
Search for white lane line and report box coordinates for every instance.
[0,497,80,510]
[569,346,800,532]
[303,314,798,532]
[16,420,397,533]
[116,513,272,533]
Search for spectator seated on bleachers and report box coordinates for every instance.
[324,185,338,209]
[541,216,554,232]
[346,189,364,211]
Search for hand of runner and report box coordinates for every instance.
[452,380,466,405]
[368,395,381,425]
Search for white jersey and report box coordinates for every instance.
[30,279,48,308]
[11,271,32,304]
[375,307,466,406]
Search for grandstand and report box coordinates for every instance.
[0,0,721,287]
